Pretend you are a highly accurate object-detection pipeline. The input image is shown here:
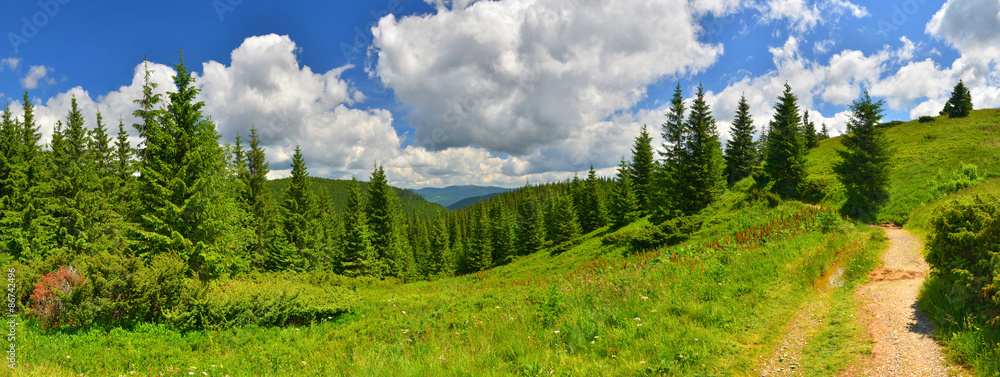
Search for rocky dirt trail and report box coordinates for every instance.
[841,226,968,376]
[761,226,971,376]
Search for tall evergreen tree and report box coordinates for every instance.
[803,110,819,149]
[763,83,807,198]
[341,177,377,277]
[278,145,314,270]
[942,79,973,118]
[489,199,515,265]
[579,164,606,232]
[515,184,545,255]
[657,82,687,216]
[723,94,757,185]
[242,126,273,267]
[367,163,403,277]
[49,97,104,255]
[467,207,493,272]
[629,125,655,213]
[90,111,113,175]
[551,192,580,245]
[427,213,452,277]
[608,157,639,228]
[679,83,725,213]
[833,91,893,222]
[818,123,830,140]
[133,53,252,278]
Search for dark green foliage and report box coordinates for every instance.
[367,163,403,277]
[277,145,315,271]
[678,83,725,214]
[658,82,687,215]
[803,110,819,149]
[341,177,377,277]
[936,163,984,194]
[918,116,935,123]
[629,125,655,212]
[763,83,807,199]
[747,188,781,208]
[467,207,493,272]
[427,214,452,277]
[515,186,545,255]
[579,165,606,233]
[833,91,893,222]
[268,177,446,219]
[818,123,830,140]
[550,192,580,246]
[241,126,274,267]
[489,200,515,265]
[132,55,252,278]
[796,178,830,205]
[608,158,639,228]
[626,216,698,251]
[942,79,973,118]
[724,94,757,186]
[926,196,1000,322]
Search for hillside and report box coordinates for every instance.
[266,177,448,218]
[17,110,1000,376]
[445,192,505,210]
[411,185,512,207]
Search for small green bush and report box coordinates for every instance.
[918,115,935,123]
[796,178,830,204]
[937,163,984,195]
[926,195,999,313]
[747,188,780,208]
[600,228,635,246]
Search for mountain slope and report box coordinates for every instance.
[266,177,448,218]
[411,185,511,207]
[445,192,506,210]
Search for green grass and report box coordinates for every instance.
[12,192,877,376]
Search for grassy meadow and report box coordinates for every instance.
[9,110,1000,376]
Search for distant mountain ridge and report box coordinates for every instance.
[446,192,506,210]
[267,177,448,218]
[410,185,512,208]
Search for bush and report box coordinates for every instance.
[627,216,699,252]
[600,228,635,246]
[796,178,829,204]
[918,115,935,123]
[747,188,780,208]
[29,266,86,330]
[937,163,984,195]
[926,196,999,314]
[878,120,904,128]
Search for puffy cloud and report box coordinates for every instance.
[1,58,20,71]
[926,0,1000,62]
[20,65,55,89]
[758,0,868,33]
[370,0,723,158]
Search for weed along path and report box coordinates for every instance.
[843,226,966,376]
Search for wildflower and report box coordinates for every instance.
[590,341,595,344]
[637,324,643,327]
[203,373,208,376]
[302,361,307,365]
[641,296,649,300]
[495,306,500,309]
[66,356,71,359]
[402,311,406,314]
[633,317,641,321]
[554,330,560,334]
[640,361,646,364]
[129,372,136,375]
[189,373,194,376]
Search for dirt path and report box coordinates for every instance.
[841,226,968,376]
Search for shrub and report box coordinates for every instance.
[878,120,904,128]
[600,228,635,246]
[937,163,984,195]
[918,115,935,123]
[29,266,86,330]
[627,216,698,252]
[747,188,780,208]
[926,196,999,314]
[796,178,829,204]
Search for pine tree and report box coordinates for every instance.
[49,97,103,255]
[579,164,606,232]
[515,184,545,255]
[803,110,819,149]
[942,79,973,118]
[489,199,515,265]
[723,94,757,186]
[278,145,314,270]
[243,126,273,267]
[818,123,830,140]
[467,207,493,272]
[608,157,639,228]
[427,213,452,277]
[90,111,113,175]
[679,83,724,213]
[658,82,687,216]
[833,91,893,222]
[133,54,252,278]
[629,125,655,213]
[763,83,807,198]
[551,192,580,245]
[367,163,403,277]
[341,177,377,277]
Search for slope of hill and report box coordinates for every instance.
[411,185,511,207]
[445,192,504,210]
[267,177,448,218]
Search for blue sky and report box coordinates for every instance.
[1,0,998,188]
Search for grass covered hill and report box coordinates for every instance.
[266,176,449,218]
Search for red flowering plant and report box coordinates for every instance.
[29,266,86,330]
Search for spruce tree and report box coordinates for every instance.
[341,177,377,277]
[629,125,655,213]
[551,192,580,245]
[49,97,104,255]
[658,82,687,217]
[942,79,973,118]
[680,83,725,213]
[763,83,807,198]
[367,163,402,277]
[133,54,252,277]
[515,184,545,255]
[608,157,639,228]
[467,207,493,272]
[833,91,893,222]
[818,123,830,140]
[90,111,113,175]
[278,145,314,270]
[580,164,606,232]
[489,199,515,265]
[243,126,273,267]
[803,110,819,149]
[723,94,757,186]
[427,213,452,277]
